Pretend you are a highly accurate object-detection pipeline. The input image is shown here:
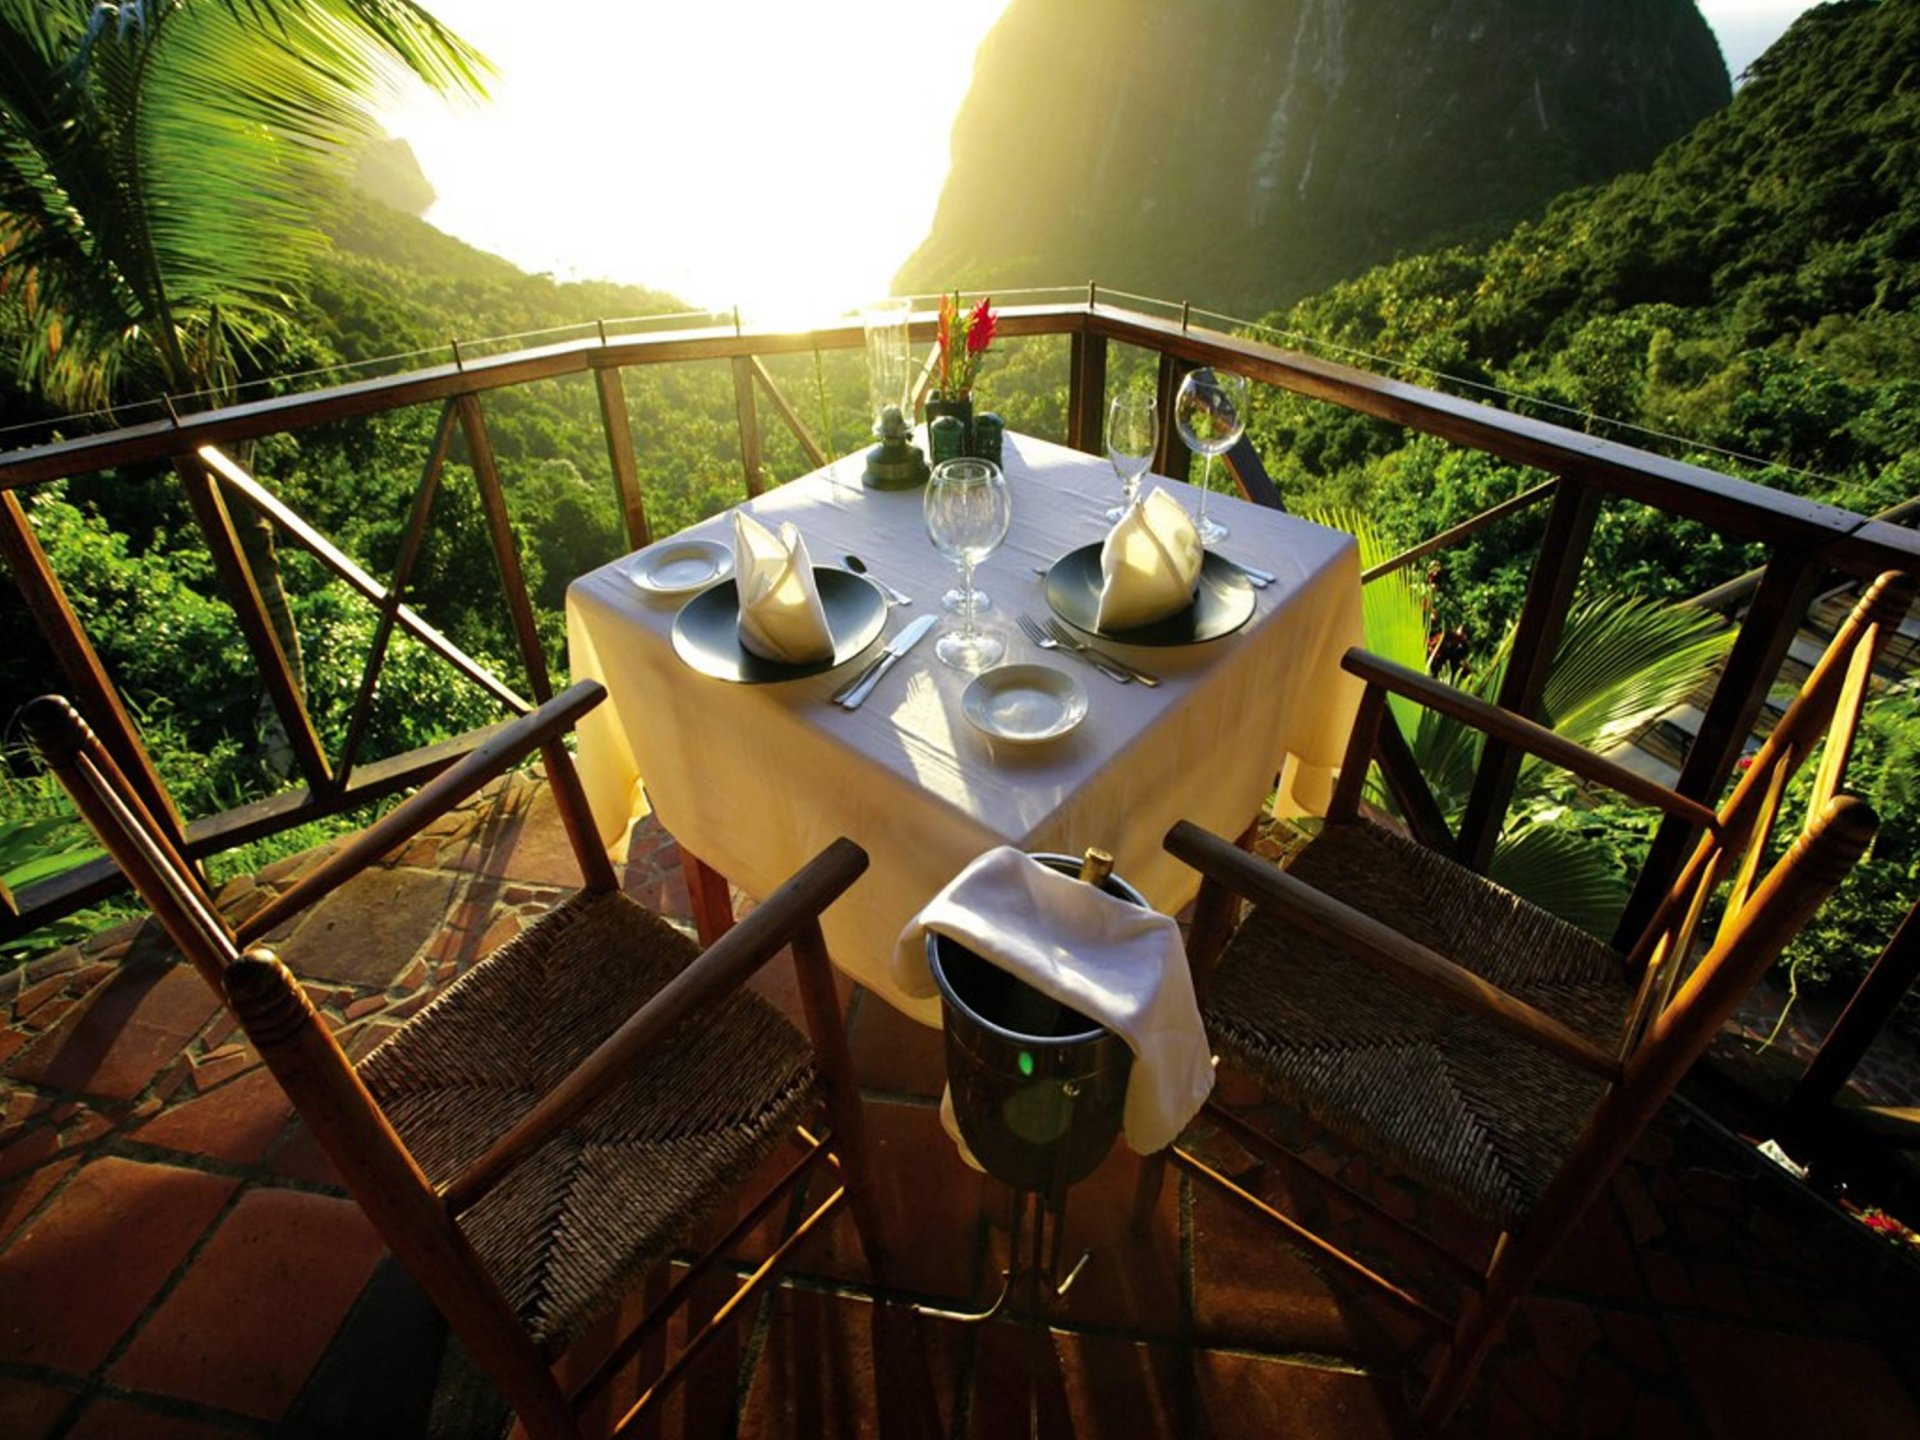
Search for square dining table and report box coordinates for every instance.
[565,431,1364,1024]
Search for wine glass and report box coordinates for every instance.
[1174,368,1249,545]
[1104,392,1158,522]
[924,458,1012,672]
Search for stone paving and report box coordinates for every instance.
[2,770,1919,1438]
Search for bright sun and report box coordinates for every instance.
[378,0,1013,328]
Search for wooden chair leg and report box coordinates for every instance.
[790,920,890,1277]
[679,848,736,948]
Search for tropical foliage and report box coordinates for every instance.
[0,0,489,409]
[1245,0,1920,652]
[1313,508,1733,936]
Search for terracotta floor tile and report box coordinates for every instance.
[1539,1194,1646,1303]
[739,1289,958,1440]
[7,963,221,1101]
[0,1124,61,1184]
[1189,1348,1408,1440]
[846,991,947,1099]
[110,1187,385,1421]
[978,1144,1183,1338]
[0,1156,236,1371]
[1667,1317,1920,1440]
[441,783,586,888]
[745,950,854,1034]
[63,1396,251,1439]
[769,1100,984,1302]
[133,1066,293,1164]
[0,1375,80,1440]
[1518,1296,1603,1383]
[966,1325,1186,1440]
[1189,1177,1401,1363]
[0,1156,78,1248]
[272,866,464,987]
[266,1121,342,1188]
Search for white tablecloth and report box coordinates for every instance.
[565,432,1364,1023]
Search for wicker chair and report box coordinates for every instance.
[1157,570,1913,1428]
[25,680,886,1440]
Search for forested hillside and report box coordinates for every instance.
[1249,0,1920,646]
[899,0,1729,315]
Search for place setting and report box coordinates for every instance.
[669,512,890,684]
[916,454,1098,745]
[1023,374,1272,681]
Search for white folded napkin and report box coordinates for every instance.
[732,512,833,663]
[892,847,1214,1156]
[1095,488,1204,631]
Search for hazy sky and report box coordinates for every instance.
[379,1,1825,322]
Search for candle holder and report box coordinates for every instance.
[861,299,928,490]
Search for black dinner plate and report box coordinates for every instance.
[1044,544,1255,645]
[672,569,886,682]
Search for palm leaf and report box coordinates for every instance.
[0,0,489,406]
[1533,597,1733,754]
[1486,815,1636,939]
[1300,505,1429,734]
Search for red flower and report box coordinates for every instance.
[966,296,996,354]
[932,291,998,398]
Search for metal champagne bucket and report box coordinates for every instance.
[926,854,1140,1201]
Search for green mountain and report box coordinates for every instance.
[1252,0,1920,642]
[896,0,1730,317]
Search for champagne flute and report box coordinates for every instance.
[924,458,1012,672]
[1104,392,1158,522]
[1173,368,1249,545]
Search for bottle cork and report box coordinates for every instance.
[1076,847,1115,888]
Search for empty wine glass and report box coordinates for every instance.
[1104,391,1158,522]
[924,458,1012,672]
[1174,368,1249,545]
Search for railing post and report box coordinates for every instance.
[1454,477,1601,872]
[0,491,193,856]
[456,395,554,704]
[1069,330,1108,456]
[174,456,334,791]
[1155,353,1192,482]
[594,365,652,550]
[750,358,830,470]
[1785,893,1920,1125]
[1614,551,1824,946]
[731,356,765,497]
[339,401,459,781]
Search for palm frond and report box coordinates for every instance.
[0,0,489,407]
[1301,505,1429,735]
[1487,815,1637,939]
[1535,597,1733,753]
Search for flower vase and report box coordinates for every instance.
[925,394,973,462]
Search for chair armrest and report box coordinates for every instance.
[235,681,607,945]
[441,836,869,1215]
[1164,820,1622,1082]
[1340,649,1721,834]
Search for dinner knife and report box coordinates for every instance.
[833,613,938,709]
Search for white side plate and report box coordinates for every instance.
[962,664,1089,744]
[629,539,734,595]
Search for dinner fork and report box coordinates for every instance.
[1016,613,1133,684]
[1044,618,1161,687]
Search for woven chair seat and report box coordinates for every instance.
[1207,820,1633,1228]
[358,889,816,1351]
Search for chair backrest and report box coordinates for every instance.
[1615,571,1914,1058]
[23,695,240,992]
[22,681,618,997]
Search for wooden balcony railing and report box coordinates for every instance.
[5,295,1918,977]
